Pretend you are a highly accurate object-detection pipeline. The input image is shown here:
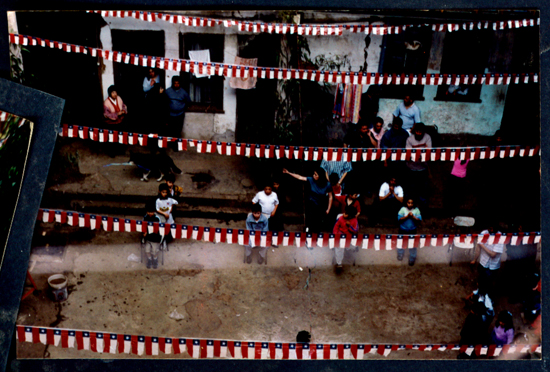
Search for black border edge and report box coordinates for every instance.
[0,78,65,372]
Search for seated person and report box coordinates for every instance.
[405,122,432,205]
[245,204,269,264]
[343,121,374,149]
[371,176,404,224]
[332,205,359,269]
[380,117,409,149]
[142,201,162,269]
[369,117,386,148]
[164,173,183,199]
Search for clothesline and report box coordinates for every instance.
[16,325,539,359]
[87,10,540,36]
[38,208,541,250]
[9,33,539,86]
[59,124,541,162]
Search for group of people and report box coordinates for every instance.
[103,68,191,138]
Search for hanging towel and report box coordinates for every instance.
[188,49,211,78]
[229,56,258,90]
[340,84,362,124]
[332,83,345,118]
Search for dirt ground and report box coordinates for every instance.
[16,225,540,361]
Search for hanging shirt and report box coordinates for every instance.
[451,159,469,178]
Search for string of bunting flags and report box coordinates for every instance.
[59,124,541,162]
[9,33,539,86]
[87,10,540,35]
[38,208,541,250]
[16,325,541,359]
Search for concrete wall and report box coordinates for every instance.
[98,16,238,141]
[99,14,508,138]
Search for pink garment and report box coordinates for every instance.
[370,127,386,148]
[229,56,258,89]
[103,96,127,124]
[451,159,469,178]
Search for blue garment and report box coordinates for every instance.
[393,102,421,131]
[380,128,410,149]
[165,87,191,117]
[246,213,269,231]
[306,177,331,206]
[398,207,422,231]
[320,159,352,178]
[143,76,160,93]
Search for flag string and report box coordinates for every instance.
[15,325,540,359]
[86,10,540,36]
[58,124,541,162]
[38,208,541,250]
[9,33,539,86]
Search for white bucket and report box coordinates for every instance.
[48,274,68,301]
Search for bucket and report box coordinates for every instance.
[48,274,68,302]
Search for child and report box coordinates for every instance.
[335,191,361,216]
[397,198,422,266]
[252,183,279,220]
[332,205,359,269]
[156,183,178,225]
[142,202,162,269]
[164,173,183,198]
[245,204,269,264]
[491,311,515,345]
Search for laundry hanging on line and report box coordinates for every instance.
[188,50,211,78]
[333,83,362,124]
[229,56,258,89]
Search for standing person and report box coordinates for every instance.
[393,94,421,133]
[165,76,191,138]
[491,311,515,345]
[283,167,333,234]
[444,159,470,217]
[142,202,162,269]
[460,301,490,347]
[156,183,178,225]
[142,82,170,135]
[397,198,422,266]
[360,85,380,127]
[343,121,373,195]
[143,68,160,96]
[103,85,128,127]
[471,225,505,298]
[252,183,279,221]
[245,204,269,264]
[371,176,404,225]
[163,173,183,199]
[405,123,432,206]
[332,205,359,269]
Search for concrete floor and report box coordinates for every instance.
[16,224,540,360]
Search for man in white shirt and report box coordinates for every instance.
[393,95,421,133]
[471,225,505,298]
[371,176,404,225]
[252,184,279,220]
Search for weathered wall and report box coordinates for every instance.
[99,13,508,138]
[98,16,238,141]
[377,85,507,135]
